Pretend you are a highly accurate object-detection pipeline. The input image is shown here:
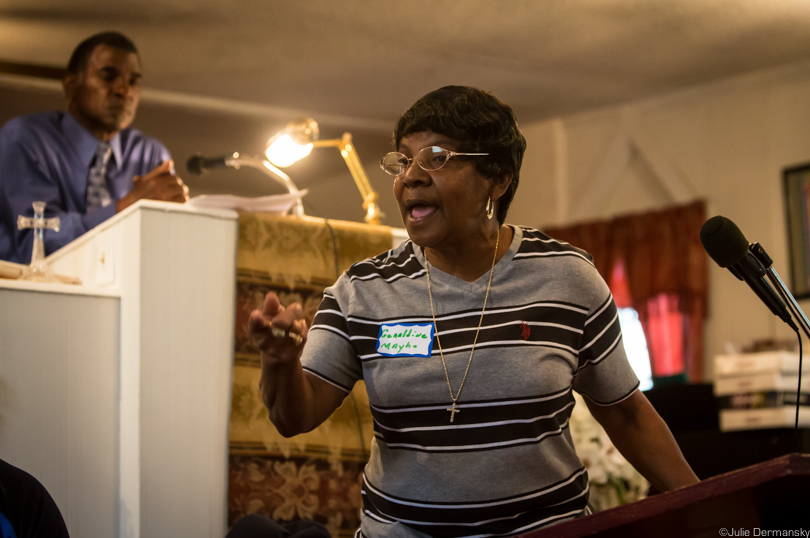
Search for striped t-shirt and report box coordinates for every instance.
[300,225,640,538]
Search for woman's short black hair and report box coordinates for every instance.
[67,31,139,75]
[393,85,527,224]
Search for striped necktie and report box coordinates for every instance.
[86,143,113,210]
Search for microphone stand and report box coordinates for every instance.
[750,243,810,339]
[767,268,810,339]
[224,153,306,217]
[199,152,306,217]
[750,242,808,454]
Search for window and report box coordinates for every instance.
[618,307,653,391]
[543,200,707,382]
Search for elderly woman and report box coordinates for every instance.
[250,86,698,537]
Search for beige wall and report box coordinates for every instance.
[510,59,810,379]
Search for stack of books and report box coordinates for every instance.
[713,351,810,431]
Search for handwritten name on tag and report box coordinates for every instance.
[376,323,434,357]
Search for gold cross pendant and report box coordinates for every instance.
[447,402,460,423]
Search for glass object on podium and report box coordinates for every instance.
[16,201,60,282]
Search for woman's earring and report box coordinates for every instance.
[485,196,494,220]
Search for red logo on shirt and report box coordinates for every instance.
[520,322,531,340]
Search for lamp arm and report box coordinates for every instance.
[226,153,305,216]
[312,133,384,224]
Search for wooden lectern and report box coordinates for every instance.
[0,200,238,538]
[522,453,810,537]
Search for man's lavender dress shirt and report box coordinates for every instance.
[0,111,170,263]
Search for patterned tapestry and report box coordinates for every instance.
[228,213,394,537]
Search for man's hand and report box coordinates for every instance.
[116,160,189,212]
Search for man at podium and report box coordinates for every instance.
[0,31,188,264]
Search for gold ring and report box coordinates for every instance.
[268,324,303,345]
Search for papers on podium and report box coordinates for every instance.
[188,190,307,213]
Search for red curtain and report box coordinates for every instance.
[543,200,707,382]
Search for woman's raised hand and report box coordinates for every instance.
[249,292,308,363]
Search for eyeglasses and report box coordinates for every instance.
[379,146,489,176]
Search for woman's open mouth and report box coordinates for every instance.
[408,204,436,223]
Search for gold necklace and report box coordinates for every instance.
[426,228,500,423]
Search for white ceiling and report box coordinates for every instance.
[4,0,810,132]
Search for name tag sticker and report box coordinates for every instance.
[376,323,434,357]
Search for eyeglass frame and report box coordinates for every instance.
[379,146,490,176]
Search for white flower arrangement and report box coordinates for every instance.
[569,393,649,512]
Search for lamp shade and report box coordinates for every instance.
[264,118,320,167]
[264,134,313,167]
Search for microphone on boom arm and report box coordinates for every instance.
[186,154,234,175]
[699,215,797,330]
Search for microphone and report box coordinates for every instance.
[699,215,797,329]
[186,154,234,175]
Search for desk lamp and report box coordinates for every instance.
[265,118,384,225]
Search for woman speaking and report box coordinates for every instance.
[250,85,699,537]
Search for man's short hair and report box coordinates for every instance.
[66,31,139,74]
[393,86,527,224]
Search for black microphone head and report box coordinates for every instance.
[699,215,750,268]
[186,155,203,175]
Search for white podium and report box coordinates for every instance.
[0,200,238,538]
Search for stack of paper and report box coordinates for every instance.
[714,351,810,431]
